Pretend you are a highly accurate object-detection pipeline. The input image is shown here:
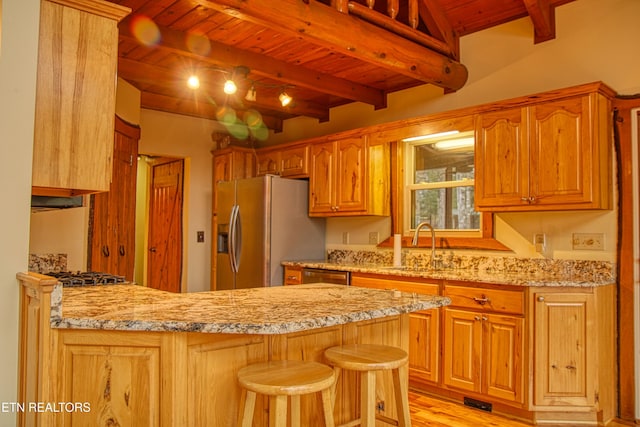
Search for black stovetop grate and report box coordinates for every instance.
[46,271,126,287]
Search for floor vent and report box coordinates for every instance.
[463,397,492,412]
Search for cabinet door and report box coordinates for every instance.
[409,310,440,384]
[32,0,128,195]
[256,150,281,176]
[280,145,309,177]
[484,314,524,403]
[309,141,336,214]
[335,137,367,213]
[443,308,482,393]
[529,96,594,206]
[475,108,529,208]
[532,292,595,407]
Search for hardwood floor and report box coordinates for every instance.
[408,391,632,427]
[409,392,530,427]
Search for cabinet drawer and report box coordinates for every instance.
[283,267,302,285]
[352,275,439,295]
[444,285,524,315]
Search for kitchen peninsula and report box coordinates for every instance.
[16,272,449,426]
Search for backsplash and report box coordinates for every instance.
[327,249,615,282]
[29,253,68,274]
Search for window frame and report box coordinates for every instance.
[379,114,509,250]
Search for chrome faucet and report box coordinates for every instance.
[412,222,436,269]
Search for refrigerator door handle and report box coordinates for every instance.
[234,206,243,271]
[229,205,239,273]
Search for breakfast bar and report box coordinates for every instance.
[16,272,450,426]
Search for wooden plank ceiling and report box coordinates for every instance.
[109,0,574,136]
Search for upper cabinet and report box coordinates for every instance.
[256,144,309,178]
[31,0,130,196]
[475,84,614,211]
[308,136,390,217]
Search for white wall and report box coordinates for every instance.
[0,0,40,423]
[138,110,217,292]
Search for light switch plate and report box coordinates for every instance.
[572,233,604,250]
[369,232,379,245]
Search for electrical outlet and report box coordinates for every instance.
[572,233,604,250]
[376,401,385,412]
[368,231,379,244]
[533,233,546,253]
[197,231,205,243]
[342,232,350,244]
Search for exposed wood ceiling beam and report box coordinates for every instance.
[193,0,468,90]
[141,91,285,132]
[118,58,330,121]
[523,0,556,43]
[118,17,386,109]
[417,0,460,60]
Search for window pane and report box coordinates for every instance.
[411,186,480,230]
[413,145,474,184]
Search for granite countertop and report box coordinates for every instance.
[282,260,616,287]
[52,283,450,334]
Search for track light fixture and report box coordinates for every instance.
[279,91,292,107]
[223,79,237,95]
[245,85,257,102]
[187,65,294,107]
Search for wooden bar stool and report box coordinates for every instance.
[325,344,411,427]
[237,359,336,427]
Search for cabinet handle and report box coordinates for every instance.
[520,197,529,202]
[286,276,298,280]
[474,315,481,321]
[119,245,125,256]
[537,296,545,302]
[473,296,490,305]
[102,246,110,257]
[482,316,488,321]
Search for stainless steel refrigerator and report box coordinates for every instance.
[216,175,326,289]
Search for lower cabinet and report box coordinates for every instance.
[442,308,524,404]
[529,286,617,425]
[352,272,617,425]
[350,274,440,386]
[442,283,525,405]
[283,265,303,285]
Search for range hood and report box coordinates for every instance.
[31,195,84,210]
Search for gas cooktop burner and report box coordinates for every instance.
[47,271,126,287]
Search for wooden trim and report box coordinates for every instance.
[612,96,640,423]
[46,0,130,21]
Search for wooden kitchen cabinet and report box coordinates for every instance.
[442,283,525,405]
[89,116,140,280]
[256,144,309,178]
[31,0,130,196]
[351,274,441,385]
[529,286,617,425]
[309,136,390,216]
[283,265,303,285]
[475,84,614,211]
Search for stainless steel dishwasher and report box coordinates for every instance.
[301,268,350,285]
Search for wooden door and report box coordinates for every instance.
[529,95,593,206]
[443,308,482,394]
[89,116,139,280]
[148,159,184,292]
[532,291,595,407]
[475,108,529,209]
[309,141,336,214]
[483,314,524,403]
[335,137,367,213]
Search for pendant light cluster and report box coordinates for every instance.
[187,65,293,107]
